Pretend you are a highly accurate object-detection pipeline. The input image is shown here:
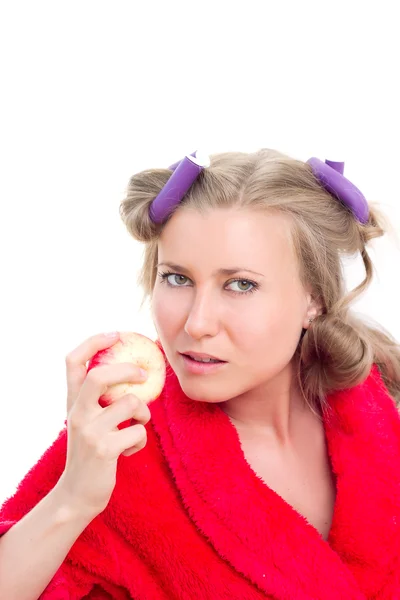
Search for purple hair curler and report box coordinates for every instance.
[149,150,210,224]
[307,157,369,224]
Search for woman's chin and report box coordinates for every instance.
[176,375,234,404]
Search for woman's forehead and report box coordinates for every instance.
[158,207,297,276]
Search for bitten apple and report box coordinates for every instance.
[87,332,166,428]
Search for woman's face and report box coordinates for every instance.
[151,207,315,403]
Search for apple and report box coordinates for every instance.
[87,332,166,428]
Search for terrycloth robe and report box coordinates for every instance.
[1,360,400,599]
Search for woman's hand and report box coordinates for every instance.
[57,332,150,519]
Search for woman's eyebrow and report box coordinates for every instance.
[157,262,265,278]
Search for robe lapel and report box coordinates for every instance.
[150,362,400,599]
[324,364,400,598]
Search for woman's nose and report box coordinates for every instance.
[184,291,220,340]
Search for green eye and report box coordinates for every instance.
[158,271,259,296]
[229,280,255,293]
[158,271,190,286]
[173,275,188,285]
[166,274,188,286]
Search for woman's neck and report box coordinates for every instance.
[219,361,311,447]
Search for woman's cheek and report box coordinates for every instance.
[152,288,184,334]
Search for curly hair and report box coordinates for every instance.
[119,148,400,411]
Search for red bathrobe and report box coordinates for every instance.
[1,359,400,599]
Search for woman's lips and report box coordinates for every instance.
[181,351,224,361]
[179,353,228,375]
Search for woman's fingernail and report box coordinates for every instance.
[140,368,148,379]
[104,331,119,338]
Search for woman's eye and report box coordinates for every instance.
[159,272,257,295]
[227,280,255,293]
[167,274,189,286]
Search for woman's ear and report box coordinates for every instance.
[304,287,324,325]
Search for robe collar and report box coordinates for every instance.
[150,358,400,599]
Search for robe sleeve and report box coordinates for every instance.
[0,427,95,599]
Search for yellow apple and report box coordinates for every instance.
[87,332,166,427]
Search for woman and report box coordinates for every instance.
[1,149,400,599]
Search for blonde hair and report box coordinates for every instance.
[119,148,400,411]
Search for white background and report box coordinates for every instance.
[1,0,399,504]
